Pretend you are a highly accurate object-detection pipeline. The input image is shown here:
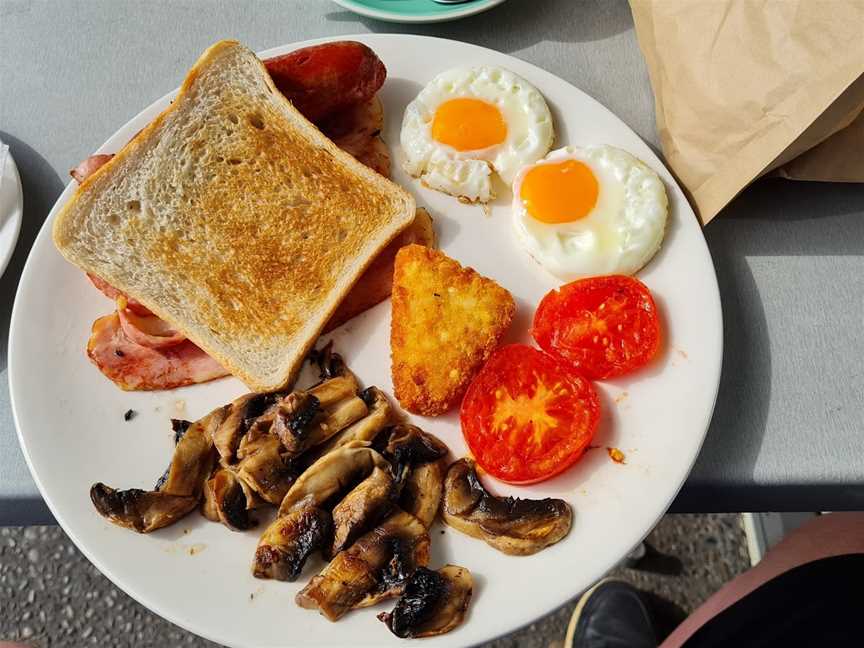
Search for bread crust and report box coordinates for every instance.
[325,208,435,333]
[52,40,415,392]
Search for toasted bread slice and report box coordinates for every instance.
[53,41,415,392]
[325,208,435,333]
[391,245,515,416]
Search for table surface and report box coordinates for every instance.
[1,0,863,526]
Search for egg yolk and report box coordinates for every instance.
[431,98,507,152]
[520,160,599,224]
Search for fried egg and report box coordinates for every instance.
[512,145,668,279]
[401,67,553,203]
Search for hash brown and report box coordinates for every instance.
[390,245,515,416]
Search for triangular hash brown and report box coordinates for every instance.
[390,245,515,415]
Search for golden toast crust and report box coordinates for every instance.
[52,41,415,391]
[325,208,435,333]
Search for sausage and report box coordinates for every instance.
[264,41,386,124]
[320,97,390,178]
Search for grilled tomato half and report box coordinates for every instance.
[460,344,600,484]
[532,275,661,380]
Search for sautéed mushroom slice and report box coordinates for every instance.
[442,458,572,555]
[379,565,473,638]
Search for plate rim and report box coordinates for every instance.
[331,0,508,23]
[9,32,723,647]
[0,147,24,279]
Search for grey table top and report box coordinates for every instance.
[1,0,863,526]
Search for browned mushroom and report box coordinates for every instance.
[212,392,282,465]
[296,510,430,620]
[441,458,573,555]
[308,373,360,408]
[272,391,368,456]
[378,565,473,638]
[381,424,449,470]
[399,458,447,529]
[212,358,358,467]
[268,391,321,450]
[90,485,199,533]
[308,341,347,381]
[200,479,219,522]
[202,468,256,530]
[380,425,449,529]
[277,441,390,516]
[252,505,332,581]
[309,386,392,459]
[235,435,303,505]
[252,442,393,582]
[155,406,228,496]
[330,466,394,556]
[91,405,228,533]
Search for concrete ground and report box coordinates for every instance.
[0,514,748,647]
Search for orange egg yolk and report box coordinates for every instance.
[520,159,599,224]
[431,98,507,152]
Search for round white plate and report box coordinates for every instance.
[0,144,23,278]
[11,35,722,648]
[332,0,507,23]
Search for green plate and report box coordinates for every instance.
[331,0,508,23]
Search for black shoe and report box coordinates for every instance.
[565,580,659,648]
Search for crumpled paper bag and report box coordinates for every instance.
[630,0,864,223]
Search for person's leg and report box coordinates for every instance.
[660,512,864,647]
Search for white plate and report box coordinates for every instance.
[331,0,507,24]
[0,144,23,278]
[11,35,722,647]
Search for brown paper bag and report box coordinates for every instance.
[773,107,864,182]
[630,0,864,224]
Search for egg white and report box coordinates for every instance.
[401,66,554,203]
[512,145,668,279]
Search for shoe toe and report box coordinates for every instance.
[568,581,657,648]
